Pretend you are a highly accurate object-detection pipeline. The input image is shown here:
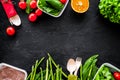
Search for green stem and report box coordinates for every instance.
[49,57,54,80]
[40,67,43,80]
[48,53,68,78]
[45,60,49,80]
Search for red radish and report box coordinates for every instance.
[113,72,120,80]
[6,26,16,36]
[18,1,27,9]
[30,0,37,9]
[28,13,37,22]
[60,0,67,4]
[35,9,42,16]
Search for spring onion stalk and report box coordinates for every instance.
[32,60,38,80]
[56,65,59,80]
[59,68,62,80]
[49,57,54,80]
[45,60,49,80]
[27,57,45,80]
[40,67,43,80]
[26,73,31,80]
[48,73,51,80]
[27,54,67,80]
[30,65,34,80]
[48,53,68,78]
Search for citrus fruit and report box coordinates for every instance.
[71,0,89,13]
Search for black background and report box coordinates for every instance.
[0,0,120,75]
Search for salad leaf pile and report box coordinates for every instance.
[99,0,120,24]
[94,66,115,80]
[37,0,64,16]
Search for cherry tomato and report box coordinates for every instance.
[35,9,42,16]
[6,26,16,36]
[28,13,37,22]
[60,0,66,4]
[113,72,120,80]
[18,1,27,10]
[30,0,37,9]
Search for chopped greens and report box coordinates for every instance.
[94,66,115,80]
[99,0,120,24]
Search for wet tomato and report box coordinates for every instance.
[30,0,37,9]
[6,26,16,36]
[18,1,27,10]
[35,9,42,16]
[28,13,37,22]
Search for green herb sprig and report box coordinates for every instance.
[94,66,115,80]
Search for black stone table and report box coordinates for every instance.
[0,0,120,74]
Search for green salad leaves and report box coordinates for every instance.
[99,0,120,24]
[94,66,115,80]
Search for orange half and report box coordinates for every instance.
[71,0,89,13]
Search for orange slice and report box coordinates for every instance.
[71,0,89,13]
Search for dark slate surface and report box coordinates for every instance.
[0,0,120,74]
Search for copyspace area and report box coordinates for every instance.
[0,0,120,74]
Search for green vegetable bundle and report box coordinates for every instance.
[27,54,99,80]
[94,66,115,80]
[79,55,98,80]
[27,53,67,80]
[99,0,120,24]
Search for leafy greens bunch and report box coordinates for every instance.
[94,65,115,80]
[99,0,120,24]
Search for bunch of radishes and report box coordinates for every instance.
[18,0,42,22]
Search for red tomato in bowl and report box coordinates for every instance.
[60,0,67,4]
[113,72,120,80]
